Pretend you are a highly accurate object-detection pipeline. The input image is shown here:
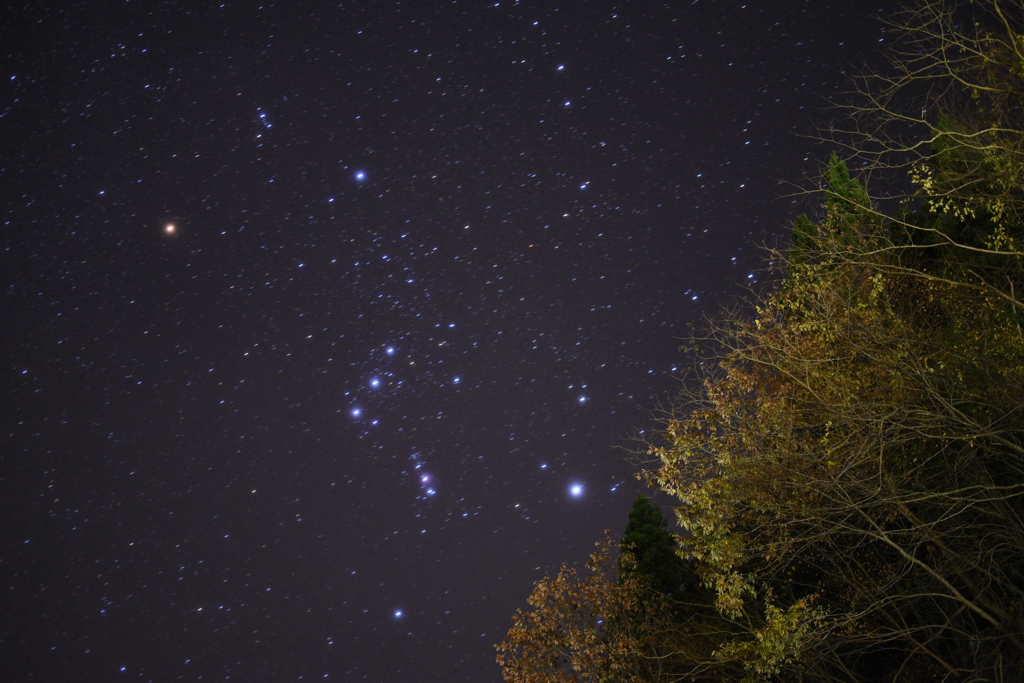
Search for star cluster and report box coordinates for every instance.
[3,2,883,681]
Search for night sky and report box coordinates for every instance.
[3,2,885,680]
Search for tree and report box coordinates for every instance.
[497,528,732,683]
[495,535,673,683]
[825,0,1024,256]
[503,2,1024,680]
[644,156,1024,680]
[620,495,692,600]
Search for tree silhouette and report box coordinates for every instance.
[620,495,692,600]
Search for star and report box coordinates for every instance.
[4,1,888,680]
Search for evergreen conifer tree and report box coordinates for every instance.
[620,495,689,599]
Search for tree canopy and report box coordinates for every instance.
[620,495,692,600]
[499,1,1024,680]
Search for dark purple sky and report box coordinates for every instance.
[3,1,884,680]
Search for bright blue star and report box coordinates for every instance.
[355,171,366,181]
[570,483,584,497]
